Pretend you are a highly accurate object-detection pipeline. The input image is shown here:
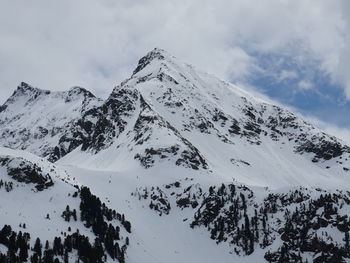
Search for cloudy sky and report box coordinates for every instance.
[1,0,350,138]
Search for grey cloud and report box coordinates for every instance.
[0,0,349,103]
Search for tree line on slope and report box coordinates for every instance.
[0,186,131,263]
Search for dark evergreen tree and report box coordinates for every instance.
[34,237,42,258]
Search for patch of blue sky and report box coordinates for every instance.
[245,52,350,127]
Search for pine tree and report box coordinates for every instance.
[45,240,50,250]
[72,209,77,221]
[18,234,29,262]
[34,238,42,258]
[93,238,104,262]
[53,237,62,256]
[344,231,350,249]
[63,250,69,263]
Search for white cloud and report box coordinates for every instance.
[0,0,349,104]
[298,80,314,91]
[279,70,299,81]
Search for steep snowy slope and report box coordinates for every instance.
[57,48,350,189]
[129,49,350,186]
[64,85,208,172]
[0,147,131,262]
[0,82,103,162]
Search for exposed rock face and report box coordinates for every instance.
[0,155,54,191]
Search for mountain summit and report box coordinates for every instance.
[132,48,172,75]
[1,49,350,262]
[1,49,350,187]
[63,48,350,189]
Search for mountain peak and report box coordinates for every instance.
[132,48,175,76]
[8,83,99,105]
[2,82,51,108]
[18,81,35,90]
[67,86,97,99]
[15,82,49,95]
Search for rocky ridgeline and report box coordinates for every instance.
[129,48,350,172]
[72,84,208,170]
[1,50,350,173]
[0,155,54,191]
[153,71,350,163]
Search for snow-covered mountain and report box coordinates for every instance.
[1,48,350,262]
[59,48,350,189]
[0,82,103,162]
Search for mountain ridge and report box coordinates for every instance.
[0,81,103,162]
[2,49,350,186]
